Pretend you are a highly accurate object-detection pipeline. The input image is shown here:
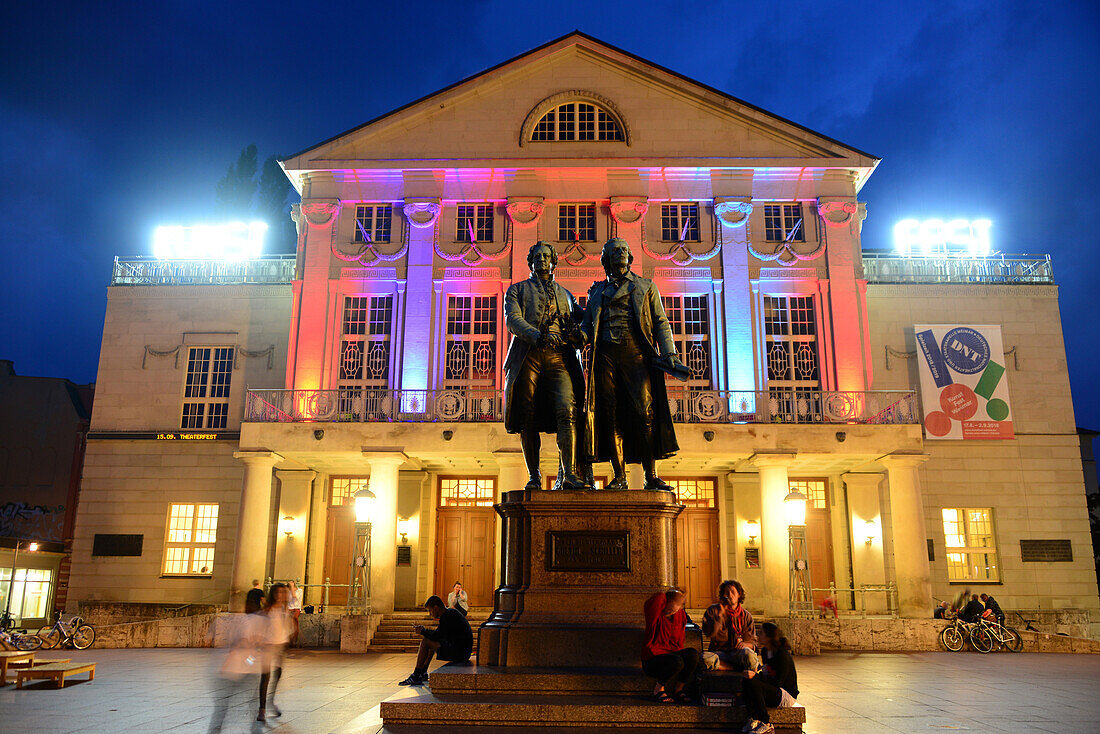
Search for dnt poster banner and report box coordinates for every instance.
[914,324,1014,440]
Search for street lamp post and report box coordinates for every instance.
[3,540,39,629]
[348,487,376,615]
[784,489,813,618]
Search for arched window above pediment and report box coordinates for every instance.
[520,91,630,146]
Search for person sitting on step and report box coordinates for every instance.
[398,595,474,686]
[641,587,701,703]
[702,579,756,670]
[740,622,799,734]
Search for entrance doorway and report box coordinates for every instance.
[789,478,835,607]
[322,477,368,607]
[435,477,496,606]
[669,478,721,609]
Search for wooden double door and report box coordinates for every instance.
[435,506,495,606]
[675,507,721,609]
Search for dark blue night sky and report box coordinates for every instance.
[3,2,1099,425]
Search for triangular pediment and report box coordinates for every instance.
[282,32,876,174]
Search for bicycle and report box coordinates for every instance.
[939,614,995,652]
[36,612,95,650]
[974,616,1022,653]
[0,628,44,651]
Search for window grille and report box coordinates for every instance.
[353,204,392,243]
[942,508,999,582]
[181,346,234,429]
[789,479,827,510]
[662,295,711,389]
[530,102,624,142]
[330,477,369,508]
[764,204,805,242]
[445,295,498,387]
[667,478,716,509]
[457,204,494,243]
[339,295,393,417]
[163,503,218,575]
[439,477,495,507]
[558,203,597,242]
[661,203,701,242]
[763,296,819,389]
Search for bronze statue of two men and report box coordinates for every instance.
[504,238,688,492]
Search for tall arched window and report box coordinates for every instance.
[530,101,624,142]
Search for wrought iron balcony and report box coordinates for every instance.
[245,388,919,425]
[861,252,1053,285]
[110,255,297,285]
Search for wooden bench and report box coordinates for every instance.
[16,661,96,689]
[0,651,35,683]
[10,657,71,672]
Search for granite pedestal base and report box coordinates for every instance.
[477,488,681,668]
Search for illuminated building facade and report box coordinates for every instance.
[67,34,1098,633]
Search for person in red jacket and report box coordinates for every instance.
[641,587,700,703]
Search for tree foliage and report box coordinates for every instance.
[215,144,297,252]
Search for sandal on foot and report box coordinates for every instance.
[652,691,675,703]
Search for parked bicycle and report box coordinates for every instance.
[36,611,95,650]
[939,613,994,652]
[974,615,1022,653]
[0,628,44,651]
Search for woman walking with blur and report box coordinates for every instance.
[257,582,293,723]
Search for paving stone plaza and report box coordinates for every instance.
[1,648,1097,733]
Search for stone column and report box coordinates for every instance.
[288,194,339,391]
[714,189,754,393]
[229,451,283,611]
[495,451,527,589]
[752,453,796,618]
[363,452,407,613]
[842,472,887,613]
[879,454,932,618]
[303,472,327,607]
[818,187,869,392]
[273,470,316,583]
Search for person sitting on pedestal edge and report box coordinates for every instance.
[398,595,474,686]
[740,622,799,734]
[582,237,687,491]
[702,579,757,671]
[447,581,469,617]
[641,587,701,703]
[504,241,589,491]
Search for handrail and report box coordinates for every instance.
[862,252,1054,285]
[111,254,297,286]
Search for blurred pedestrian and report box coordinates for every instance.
[447,581,469,617]
[207,612,263,733]
[257,582,292,723]
[287,580,303,645]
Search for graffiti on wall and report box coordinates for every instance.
[0,503,65,542]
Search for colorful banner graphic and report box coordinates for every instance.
[914,324,1014,440]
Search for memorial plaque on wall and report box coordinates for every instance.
[546,531,631,572]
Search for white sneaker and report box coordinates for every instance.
[750,722,774,734]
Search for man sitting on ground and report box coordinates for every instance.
[702,579,756,670]
[934,601,950,619]
[980,593,1004,626]
[399,595,474,686]
[641,587,700,703]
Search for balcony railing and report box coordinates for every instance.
[245,388,919,425]
[862,253,1053,284]
[111,255,297,286]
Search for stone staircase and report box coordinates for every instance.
[369,609,490,654]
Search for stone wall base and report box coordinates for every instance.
[93,612,343,649]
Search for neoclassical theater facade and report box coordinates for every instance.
[66,33,1098,631]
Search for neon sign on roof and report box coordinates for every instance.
[893,219,992,257]
[153,221,267,260]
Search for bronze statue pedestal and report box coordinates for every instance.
[477,487,683,668]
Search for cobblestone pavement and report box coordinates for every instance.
[1,648,1097,733]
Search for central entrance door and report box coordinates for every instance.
[669,478,721,609]
[434,477,496,607]
[789,478,836,607]
[322,477,369,607]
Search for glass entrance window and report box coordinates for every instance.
[0,568,53,623]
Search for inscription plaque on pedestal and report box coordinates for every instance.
[546,530,631,572]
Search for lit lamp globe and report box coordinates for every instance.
[783,488,808,528]
[353,487,377,524]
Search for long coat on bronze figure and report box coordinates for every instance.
[581,271,679,463]
[503,275,586,435]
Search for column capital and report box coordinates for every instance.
[299,199,341,228]
[275,469,317,483]
[750,451,797,469]
[361,449,408,468]
[879,452,929,470]
[841,472,883,488]
[505,197,545,227]
[233,451,283,467]
[608,196,648,224]
[401,198,442,229]
[714,196,753,228]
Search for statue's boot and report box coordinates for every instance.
[521,429,541,490]
[605,433,628,490]
[556,427,585,490]
[641,427,673,492]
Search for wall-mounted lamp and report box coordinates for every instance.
[27,542,39,552]
[397,517,411,544]
[865,519,876,545]
[283,516,295,539]
[745,521,760,546]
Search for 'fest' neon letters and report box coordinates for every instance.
[893,219,992,257]
[154,221,267,260]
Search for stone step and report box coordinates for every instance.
[380,688,805,731]
[428,664,653,695]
